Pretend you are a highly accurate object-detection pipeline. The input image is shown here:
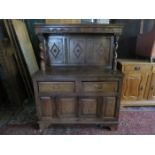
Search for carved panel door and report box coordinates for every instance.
[40,97,54,117]
[79,97,99,118]
[68,37,85,64]
[40,96,117,121]
[40,97,77,118]
[57,97,77,118]
[122,72,150,100]
[48,36,65,65]
[103,97,116,119]
[86,37,112,66]
[79,96,117,120]
[148,73,155,100]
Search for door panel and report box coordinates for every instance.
[57,97,77,117]
[68,38,85,64]
[122,72,141,100]
[79,97,98,117]
[121,62,152,101]
[104,97,116,118]
[148,73,155,100]
[86,37,111,65]
[122,72,147,100]
[40,97,54,117]
[48,37,65,64]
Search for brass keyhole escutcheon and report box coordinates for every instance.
[134,66,140,71]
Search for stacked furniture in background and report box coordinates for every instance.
[118,21,155,106]
[0,19,39,107]
[136,21,155,62]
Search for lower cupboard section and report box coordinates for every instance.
[39,96,117,121]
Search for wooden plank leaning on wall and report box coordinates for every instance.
[3,19,39,101]
[0,23,26,106]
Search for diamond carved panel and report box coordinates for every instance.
[96,43,105,55]
[73,43,83,58]
[69,38,85,64]
[51,43,60,58]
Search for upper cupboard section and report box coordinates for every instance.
[47,35,113,67]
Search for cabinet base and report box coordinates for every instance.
[97,124,118,130]
[38,120,119,131]
[121,100,155,106]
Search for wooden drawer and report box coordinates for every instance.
[38,82,75,93]
[123,64,151,72]
[82,81,118,93]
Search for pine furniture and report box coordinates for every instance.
[118,59,155,106]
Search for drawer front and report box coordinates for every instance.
[123,64,151,72]
[38,82,75,92]
[82,81,118,93]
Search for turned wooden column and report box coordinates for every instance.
[38,34,47,72]
[113,34,119,72]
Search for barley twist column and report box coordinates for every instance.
[38,34,46,72]
[113,34,119,72]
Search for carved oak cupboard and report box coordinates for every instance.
[32,24,123,130]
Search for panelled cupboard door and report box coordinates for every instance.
[40,97,54,117]
[79,97,98,117]
[57,97,77,117]
[103,97,116,118]
[122,72,150,100]
[79,96,116,119]
[68,38,85,64]
[148,73,155,100]
[47,36,65,65]
[39,96,118,120]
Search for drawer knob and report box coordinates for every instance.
[134,66,140,71]
[151,86,154,90]
[140,86,143,91]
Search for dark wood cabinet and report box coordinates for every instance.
[33,24,123,130]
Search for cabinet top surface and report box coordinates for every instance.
[118,59,155,65]
[34,24,124,34]
[33,66,122,77]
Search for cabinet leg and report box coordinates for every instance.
[96,124,109,130]
[38,121,51,133]
[96,124,104,129]
[38,122,45,133]
[96,124,118,130]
